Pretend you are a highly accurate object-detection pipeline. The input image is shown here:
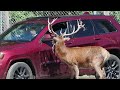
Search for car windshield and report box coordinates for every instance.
[0,22,46,42]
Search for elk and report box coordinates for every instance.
[47,18,111,79]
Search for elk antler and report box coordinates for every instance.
[48,18,58,36]
[60,19,85,37]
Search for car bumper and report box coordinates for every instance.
[0,61,8,79]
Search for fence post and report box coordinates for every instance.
[2,11,10,32]
[5,11,9,30]
[0,11,2,34]
[93,11,98,15]
[103,11,110,15]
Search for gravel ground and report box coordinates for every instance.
[79,75,96,79]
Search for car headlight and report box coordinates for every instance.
[0,52,4,60]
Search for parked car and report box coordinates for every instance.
[0,12,120,79]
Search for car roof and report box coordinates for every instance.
[16,13,115,25]
[26,15,114,21]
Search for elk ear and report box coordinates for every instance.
[64,37,70,41]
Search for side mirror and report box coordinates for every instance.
[41,34,52,42]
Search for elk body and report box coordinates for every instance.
[48,18,111,79]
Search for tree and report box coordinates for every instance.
[9,11,36,25]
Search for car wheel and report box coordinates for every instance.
[95,54,120,79]
[6,62,34,79]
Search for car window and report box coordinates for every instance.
[46,20,94,38]
[1,23,46,42]
[52,22,67,35]
[93,19,117,35]
[69,20,94,38]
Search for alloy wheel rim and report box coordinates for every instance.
[104,59,119,79]
[13,67,30,79]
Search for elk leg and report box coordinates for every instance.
[68,65,75,79]
[73,65,80,79]
[70,68,75,79]
[94,65,106,79]
[92,56,106,79]
[102,67,106,79]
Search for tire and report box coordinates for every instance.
[6,62,34,79]
[95,54,120,79]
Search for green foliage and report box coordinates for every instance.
[9,11,120,25]
[9,11,89,23]
[110,11,120,23]
[9,11,39,24]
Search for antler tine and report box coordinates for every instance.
[78,19,86,31]
[48,18,52,33]
[63,28,67,35]
[60,28,68,37]
[72,25,76,32]
[48,18,58,36]
[60,28,63,35]
[48,18,58,24]
[51,18,58,24]
[60,22,69,37]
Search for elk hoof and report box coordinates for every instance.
[75,76,81,79]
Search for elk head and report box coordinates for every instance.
[47,18,85,45]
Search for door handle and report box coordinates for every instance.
[65,42,72,45]
[94,38,101,40]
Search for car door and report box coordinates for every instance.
[39,21,73,79]
[91,19,119,49]
[38,41,62,78]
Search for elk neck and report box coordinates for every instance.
[55,41,68,57]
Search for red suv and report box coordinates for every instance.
[0,13,120,79]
